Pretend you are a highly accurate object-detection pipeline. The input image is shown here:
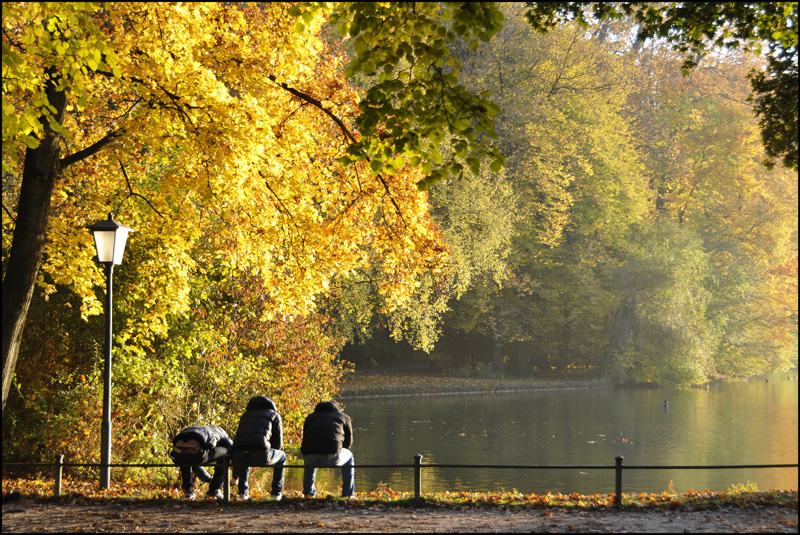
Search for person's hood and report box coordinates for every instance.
[246,395,277,411]
[314,400,342,413]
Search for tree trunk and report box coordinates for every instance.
[557,301,570,371]
[512,340,531,376]
[2,68,67,410]
[491,331,505,377]
[599,295,637,377]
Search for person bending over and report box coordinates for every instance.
[169,424,232,500]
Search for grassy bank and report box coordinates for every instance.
[338,372,607,398]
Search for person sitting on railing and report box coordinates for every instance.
[169,424,233,500]
[230,395,286,501]
[300,400,355,498]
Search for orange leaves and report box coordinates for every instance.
[3,474,797,509]
[159,271,350,446]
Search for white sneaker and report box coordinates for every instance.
[239,493,250,501]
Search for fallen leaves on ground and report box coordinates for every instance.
[2,476,796,512]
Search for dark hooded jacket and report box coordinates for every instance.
[300,401,353,455]
[232,396,283,453]
[171,425,232,450]
[169,425,232,466]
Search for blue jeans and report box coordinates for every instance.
[302,449,355,497]
[232,449,286,496]
[169,446,229,495]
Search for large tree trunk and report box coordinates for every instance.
[2,68,67,410]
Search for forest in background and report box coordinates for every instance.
[343,4,798,385]
[2,3,797,469]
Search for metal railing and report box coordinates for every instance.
[3,455,796,506]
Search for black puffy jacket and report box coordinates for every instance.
[300,401,353,455]
[172,425,232,450]
[232,396,283,453]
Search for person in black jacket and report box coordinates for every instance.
[300,400,355,497]
[231,395,286,501]
[168,425,232,500]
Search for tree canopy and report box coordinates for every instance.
[523,1,799,170]
[344,2,797,385]
[2,2,797,469]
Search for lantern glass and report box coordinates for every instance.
[111,229,131,265]
[87,213,134,265]
[92,230,117,264]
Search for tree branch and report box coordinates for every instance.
[259,170,294,220]
[116,157,165,219]
[59,128,126,169]
[267,75,407,225]
[267,74,358,145]
[2,201,16,223]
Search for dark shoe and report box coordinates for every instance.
[207,489,224,500]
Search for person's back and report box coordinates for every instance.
[301,401,352,455]
[231,395,286,501]
[233,396,283,452]
[300,400,355,498]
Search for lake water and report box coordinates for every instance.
[316,370,798,496]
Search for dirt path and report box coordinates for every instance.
[3,498,797,533]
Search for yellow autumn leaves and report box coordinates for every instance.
[3,3,448,344]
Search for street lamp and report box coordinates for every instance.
[87,212,134,489]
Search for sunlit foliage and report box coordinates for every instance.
[2,2,449,462]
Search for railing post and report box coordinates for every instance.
[414,454,423,499]
[614,455,624,507]
[54,454,64,497]
[223,456,230,503]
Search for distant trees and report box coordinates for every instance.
[349,3,797,385]
[523,1,799,170]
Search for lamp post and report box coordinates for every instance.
[87,212,133,489]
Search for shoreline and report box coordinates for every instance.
[337,368,800,399]
[337,373,608,399]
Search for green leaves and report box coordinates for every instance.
[2,2,120,170]
[314,3,507,185]
[522,1,798,170]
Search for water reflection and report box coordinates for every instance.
[316,370,798,495]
